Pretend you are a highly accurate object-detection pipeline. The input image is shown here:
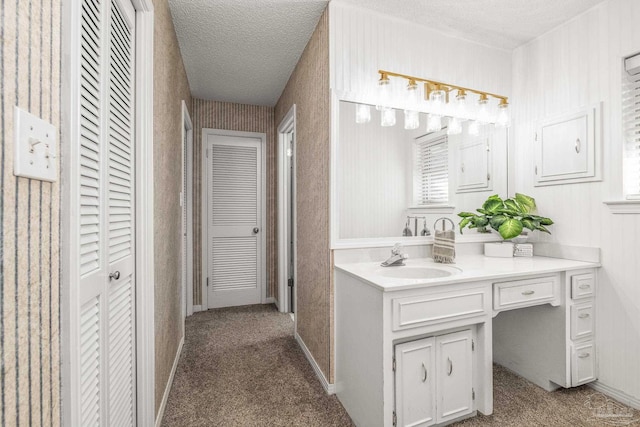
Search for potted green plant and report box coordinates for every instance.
[457,193,553,240]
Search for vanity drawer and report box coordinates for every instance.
[571,342,596,386]
[493,275,558,311]
[571,273,594,300]
[571,302,594,340]
[392,290,487,331]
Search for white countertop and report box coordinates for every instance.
[334,255,600,292]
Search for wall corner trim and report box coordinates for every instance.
[155,336,185,427]
[295,333,336,395]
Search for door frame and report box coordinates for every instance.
[277,105,297,314]
[200,129,267,310]
[60,0,155,425]
[181,101,194,319]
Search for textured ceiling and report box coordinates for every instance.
[168,0,328,106]
[168,0,604,106]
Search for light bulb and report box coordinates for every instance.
[355,103,371,124]
[406,79,419,110]
[429,86,446,116]
[381,107,396,127]
[455,89,468,120]
[447,117,462,135]
[404,110,420,130]
[376,74,391,111]
[468,120,480,136]
[496,100,510,128]
[477,94,490,124]
[426,114,442,133]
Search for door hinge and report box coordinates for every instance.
[472,339,475,351]
[472,388,476,400]
[288,278,294,288]
[534,132,538,141]
[392,411,397,427]
[487,173,491,181]
[206,148,209,158]
[392,357,396,372]
[535,165,538,175]
[207,277,209,287]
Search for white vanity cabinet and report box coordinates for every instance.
[335,256,599,427]
[395,330,473,427]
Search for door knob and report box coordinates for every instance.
[109,271,120,280]
[253,227,260,234]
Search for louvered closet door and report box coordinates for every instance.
[76,0,137,425]
[207,135,263,308]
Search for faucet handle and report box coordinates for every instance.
[391,243,403,255]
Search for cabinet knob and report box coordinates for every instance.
[575,138,581,153]
[521,290,535,296]
[578,313,590,319]
[253,227,260,234]
[579,284,590,290]
[421,363,428,382]
[447,357,453,376]
[109,271,120,281]
[578,352,590,359]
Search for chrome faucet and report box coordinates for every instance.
[381,243,409,267]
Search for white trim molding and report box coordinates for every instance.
[133,2,156,425]
[603,200,640,214]
[277,104,297,313]
[295,333,336,395]
[155,337,184,427]
[589,381,640,411]
[181,101,194,319]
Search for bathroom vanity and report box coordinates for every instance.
[334,255,599,427]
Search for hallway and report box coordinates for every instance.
[161,305,354,426]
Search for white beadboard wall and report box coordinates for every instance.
[338,101,413,238]
[512,0,640,404]
[328,1,512,105]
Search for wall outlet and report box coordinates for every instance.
[14,106,57,182]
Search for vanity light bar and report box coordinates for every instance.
[379,70,509,106]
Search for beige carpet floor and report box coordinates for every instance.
[162,304,639,427]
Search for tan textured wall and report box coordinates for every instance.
[153,0,192,416]
[274,9,331,380]
[191,99,277,306]
[1,1,61,426]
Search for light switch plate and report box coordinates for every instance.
[14,106,57,182]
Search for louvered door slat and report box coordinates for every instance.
[80,298,101,426]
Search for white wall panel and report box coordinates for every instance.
[329,1,512,105]
[512,0,640,403]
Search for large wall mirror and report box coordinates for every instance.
[336,100,509,240]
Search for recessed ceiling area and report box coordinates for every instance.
[168,0,605,106]
[337,0,604,50]
[168,0,329,106]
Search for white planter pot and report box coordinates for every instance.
[484,242,514,257]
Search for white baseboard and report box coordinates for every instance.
[192,305,203,312]
[155,336,184,427]
[295,332,335,395]
[589,381,640,410]
[265,297,275,304]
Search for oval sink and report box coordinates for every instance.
[375,266,461,280]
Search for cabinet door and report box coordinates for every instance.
[395,338,436,427]
[455,136,491,193]
[436,330,473,424]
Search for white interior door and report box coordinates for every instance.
[76,0,137,425]
[206,133,264,308]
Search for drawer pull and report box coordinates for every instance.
[421,363,428,382]
[521,290,535,296]
[447,357,453,376]
[578,352,590,359]
[579,284,591,290]
[578,313,590,319]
